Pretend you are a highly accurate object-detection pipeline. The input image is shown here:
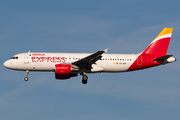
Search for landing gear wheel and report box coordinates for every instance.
[82,79,87,84]
[24,77,28,81]
[24,70,29,81]
[82,75,88,84]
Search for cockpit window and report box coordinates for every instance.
[10,56,18,59]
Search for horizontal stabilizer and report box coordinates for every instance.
[153,55,173,62]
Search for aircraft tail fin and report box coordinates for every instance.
[142,28,173,56]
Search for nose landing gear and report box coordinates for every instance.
[24,70,29,81]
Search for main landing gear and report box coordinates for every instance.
[81,73,88,84]
[24,70,29,81]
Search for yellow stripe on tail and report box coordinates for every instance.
[154,28,173,40]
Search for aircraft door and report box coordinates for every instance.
[24,53,31,64]
[137,55,143,65]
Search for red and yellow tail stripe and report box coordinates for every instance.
[142,28,173,56]
[152,28,173,43]
[127,28,173,71]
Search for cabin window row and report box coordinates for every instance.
[102,58,131,61]
[31,57,132,61]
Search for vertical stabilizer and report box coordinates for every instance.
[142,28,173,56]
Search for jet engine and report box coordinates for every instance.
[55,64,79,80]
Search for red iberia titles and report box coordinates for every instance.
[32,54,45,56]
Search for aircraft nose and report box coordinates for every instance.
[3,61,8,68]
[3,60,11,69]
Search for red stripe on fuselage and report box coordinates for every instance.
[127,54,162,71]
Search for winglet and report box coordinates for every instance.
[104,48,109,53]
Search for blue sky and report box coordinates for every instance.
[0,0,180,120]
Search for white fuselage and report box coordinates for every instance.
[4,52,139,73]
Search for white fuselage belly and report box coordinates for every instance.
[7,53,139,73]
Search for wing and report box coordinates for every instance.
[72,48,108,71]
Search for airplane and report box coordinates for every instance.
[3,28,176,84]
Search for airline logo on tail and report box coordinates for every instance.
[153,28,173,42]
[142,28,173,56]
[127,28,174,71]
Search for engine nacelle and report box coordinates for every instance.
[55,64,79,80]
[55,64,79,74]
[55,73,78,80]
[56,64,71,74]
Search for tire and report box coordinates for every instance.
[24,77,28,81]
[82,80,87,84]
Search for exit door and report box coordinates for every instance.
[137,55,143,65]
[24,54,31,64]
